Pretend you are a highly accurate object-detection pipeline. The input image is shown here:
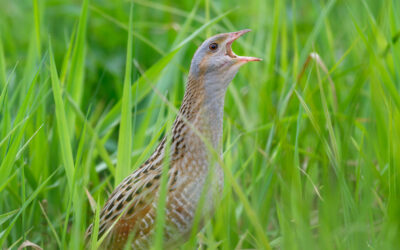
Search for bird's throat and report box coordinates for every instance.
[173,76,227,151]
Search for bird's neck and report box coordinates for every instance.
[172,76,228,152]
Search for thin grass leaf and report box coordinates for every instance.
[90,195,101,250]
[0,209,18,227]
[0,168,59,245]
[66,93,115,175]
[65,0,89,134]
[39,202,61,248]
[116,3,134,185]
[0,67,40,184]
[152,95,175,250]
[0,37,6,89]
[33,0,42,56]
[89,4,165,56]
[49,41,75,192]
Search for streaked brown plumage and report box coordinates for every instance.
[86,29,260,249]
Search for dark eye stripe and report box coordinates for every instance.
[209,43,218,51]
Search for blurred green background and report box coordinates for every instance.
[0,0,399,249]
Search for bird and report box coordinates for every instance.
[86,29,261,249]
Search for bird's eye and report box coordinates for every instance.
[209,43,218,51]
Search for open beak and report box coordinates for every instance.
[226,29,262,62]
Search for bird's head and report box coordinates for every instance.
[189,29,261,88]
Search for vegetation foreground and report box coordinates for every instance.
[0,0,399,249]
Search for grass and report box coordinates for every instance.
[1,0,400,249]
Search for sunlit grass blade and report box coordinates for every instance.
[115,3,134,185]
[0,37,6,89]
[66,93,115,175]
[0,209,18,227]
[96,49,178,135]
[0,66,41,185]
[152,108,174,250]
[65,0,89,135]
[90,195,101,250]
[33,0,42,56]
[60,26,77,85]
[49,41,75,192]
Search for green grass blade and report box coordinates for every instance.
[0,168,59,245]
[152,97,175,250]
[66,93,115,175]
[0,66,41,185]
[0,209,18,227]
[96,49,178,135]
[49,41,75,192]
[66,0,89,135]
[0,37,6,89]
[33,0,42,56]
[115,3,134,185]
[39,201,61,248]
[90,195,101,250]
